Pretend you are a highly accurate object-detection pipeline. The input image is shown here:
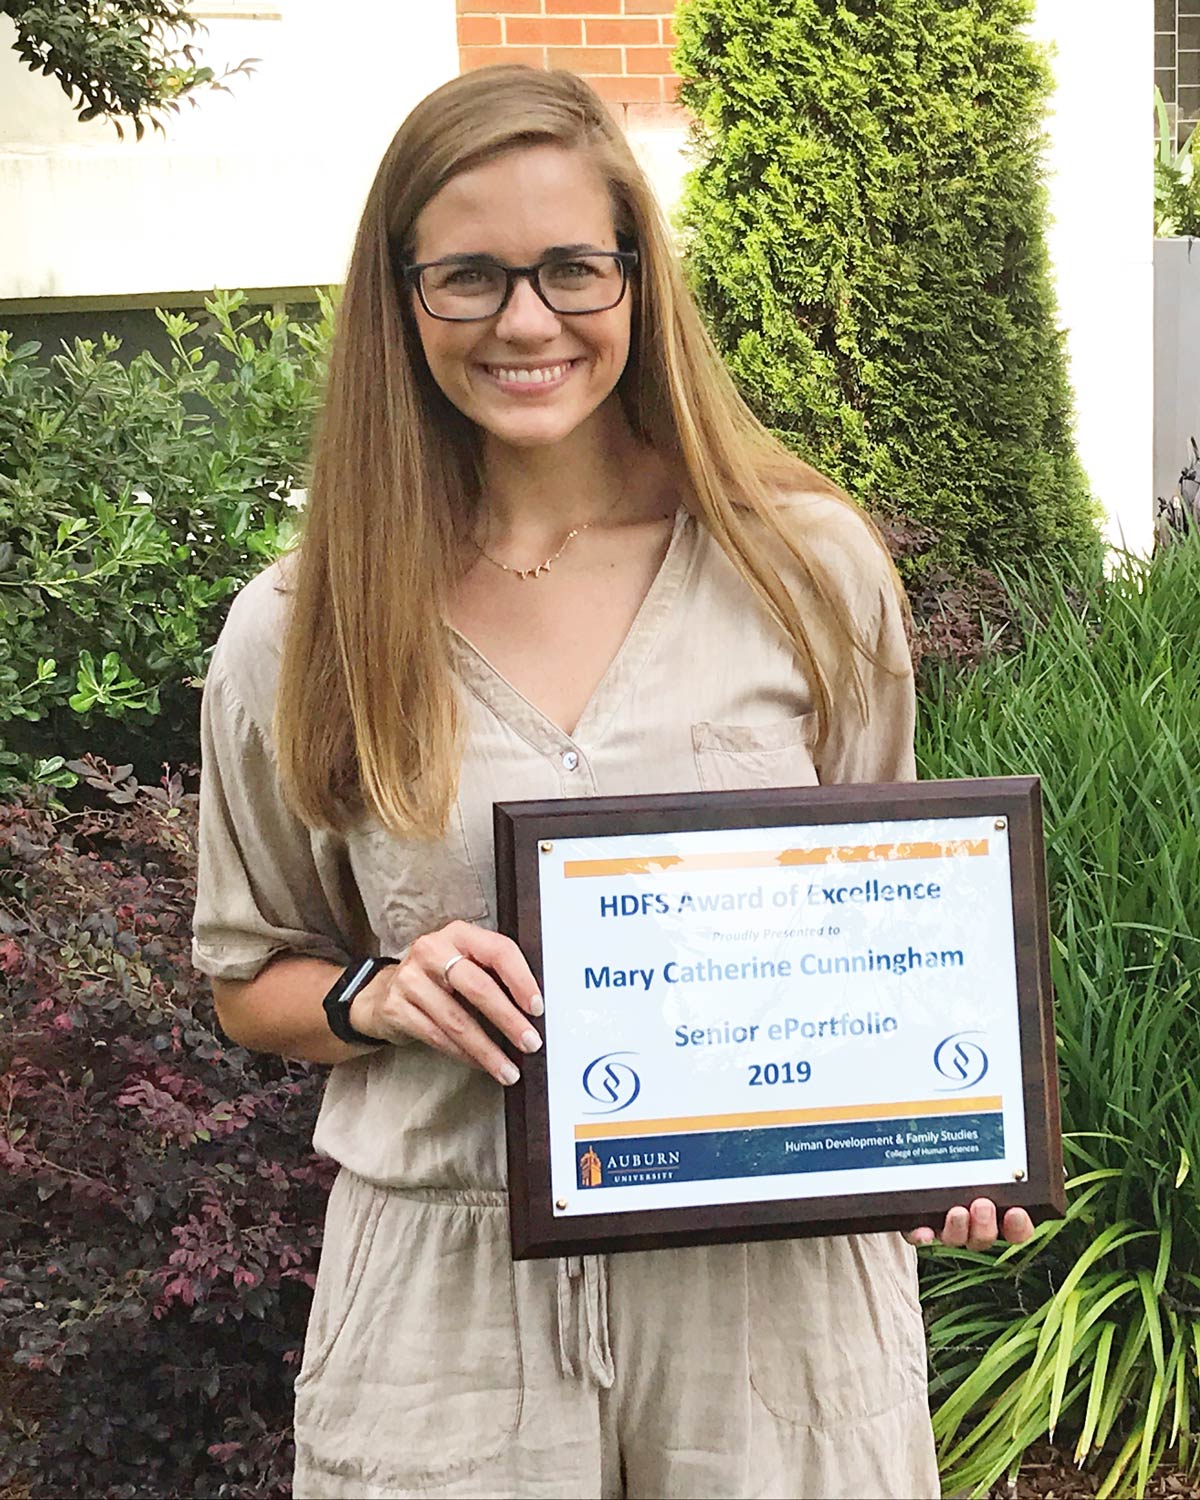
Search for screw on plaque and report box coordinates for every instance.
[994,818,1007,831]
[1013,1168,1025,1181]
[555,1198,568,1210]
[540,841,554,854]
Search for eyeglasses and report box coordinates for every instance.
[402,250,639,322]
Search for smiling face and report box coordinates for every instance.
[407,143,635,455]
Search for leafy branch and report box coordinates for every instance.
[1,1,257,137]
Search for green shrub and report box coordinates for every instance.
[915,538,1200,1496]
[0,291,332,785]
[675,0,1100,574]
[1154,88,1200,239]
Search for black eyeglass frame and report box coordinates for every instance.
[402,249,640,323]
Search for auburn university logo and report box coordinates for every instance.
[579,1146,602,1188]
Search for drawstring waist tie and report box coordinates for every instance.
[555,1255,614,1388]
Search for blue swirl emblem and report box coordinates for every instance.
[933,1032,989,1091]
[582,1052,641,1115]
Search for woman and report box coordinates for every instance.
[193,65,1031,1500]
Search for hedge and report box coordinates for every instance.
[675,0,1100,574]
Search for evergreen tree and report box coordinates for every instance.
[675,0,1099,571]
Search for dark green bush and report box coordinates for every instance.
[675,0,1100,574]
[0,292,332,787]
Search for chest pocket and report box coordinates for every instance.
[692,714,820,792]
[349,799,491,953]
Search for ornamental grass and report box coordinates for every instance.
[916,538,1200,1497]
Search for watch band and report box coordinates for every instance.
[322,957,398,1047]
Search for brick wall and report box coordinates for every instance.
[1156,0,1200,147]
[456,0,683,124]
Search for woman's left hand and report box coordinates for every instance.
[906,1199,1035,1250]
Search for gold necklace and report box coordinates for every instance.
[472,484,629,582]
[474,522,592,581]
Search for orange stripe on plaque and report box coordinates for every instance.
[561,838,989,879]
[574,1093,1003,1140]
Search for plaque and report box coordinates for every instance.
[495,777,1064,1260]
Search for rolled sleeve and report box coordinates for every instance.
[192,663,363,983]
[774,493,917,788]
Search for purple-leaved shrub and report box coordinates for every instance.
[0,758,335,1499]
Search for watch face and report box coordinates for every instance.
[342,957,378,998]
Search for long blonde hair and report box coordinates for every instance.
[275,65,900,837]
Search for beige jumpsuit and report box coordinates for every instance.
[192,497,941,1500]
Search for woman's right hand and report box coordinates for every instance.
[348,920,544,1085]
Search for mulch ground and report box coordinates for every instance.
[985,1445,1200,1498]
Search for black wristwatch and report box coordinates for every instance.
[321,957,398,1047]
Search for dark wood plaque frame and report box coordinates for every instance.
[495,776,1064,1260]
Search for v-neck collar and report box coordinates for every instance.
[447,507,698,752]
